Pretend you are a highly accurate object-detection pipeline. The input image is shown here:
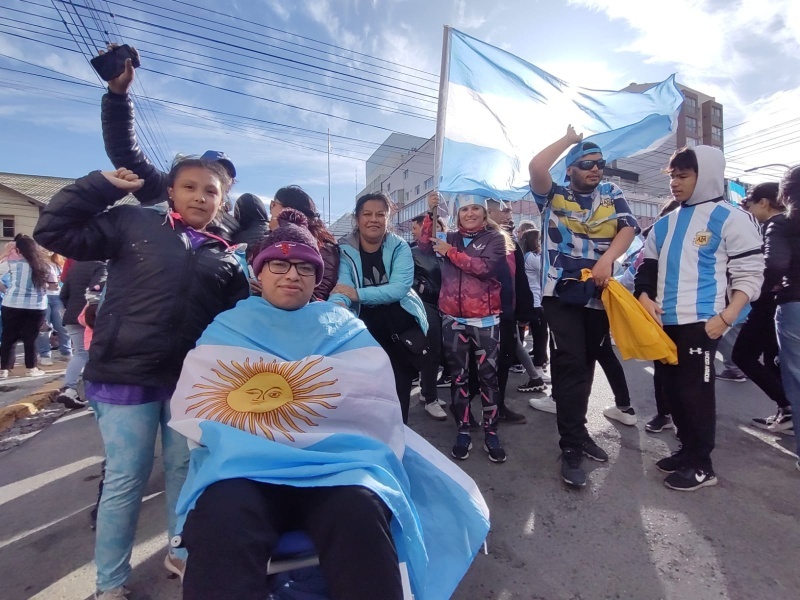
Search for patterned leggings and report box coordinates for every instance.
[442,316,500,433]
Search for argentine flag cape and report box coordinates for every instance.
[169,296,490,599]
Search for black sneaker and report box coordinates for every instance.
[560,447,586,487]
[499,406,527,424]
[655,449,687,474]
[767,408,794,433]
[645,414,674,433]
[436,375,453,388]
[664,467,718,491]
[582,440,608,462]
[518,377,546,393]
[452,432,472,460]
[55,387,87,410]
[509,364,525,374]
[717,368,746,383]
[484,432,507,463]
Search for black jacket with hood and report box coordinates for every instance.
[59,260,107,326]
[34,171,250,387]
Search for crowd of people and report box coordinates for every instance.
[2,45,799,600]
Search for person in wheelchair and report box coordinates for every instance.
[169,209,489,600]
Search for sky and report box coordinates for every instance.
[1,0,799,222]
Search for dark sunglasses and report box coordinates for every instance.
[573,159,606,171]
[266,260,316,277]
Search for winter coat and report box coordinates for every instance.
[34,171,250,387]
[329,231,428,333]
[59,260,107,326]
[419,216,507,320]
[765,212,800,305]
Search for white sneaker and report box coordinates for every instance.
[424,401,448,421]
[94,587,130,600]
[528,395,557,414]
[39,357,53,366]
[536,367,552,384]
[0,369,8,379]
[603,405,637,426]
[26,367,46,377]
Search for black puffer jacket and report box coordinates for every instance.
[101,91,241,242]
[34,171,250,387]
[765,213,800,305]
[59,260,107,326]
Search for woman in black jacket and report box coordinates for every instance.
[767,166,800,466]
[34,158,250,599]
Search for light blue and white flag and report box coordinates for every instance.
[169,296,490,600]
[728,180,747,206]
[438,28,684,200]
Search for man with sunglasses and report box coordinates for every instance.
[528,126,638,488]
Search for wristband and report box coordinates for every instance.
[717,312,732,327]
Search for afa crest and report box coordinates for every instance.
[693,230,712,247]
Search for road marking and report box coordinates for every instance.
[0,456,104,507]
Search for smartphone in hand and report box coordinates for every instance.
[90,44,140,81]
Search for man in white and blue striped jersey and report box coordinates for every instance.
[635,145,764,492]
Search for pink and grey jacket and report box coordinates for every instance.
[419,215,508,319]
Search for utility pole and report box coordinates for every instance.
[327,128,332,225]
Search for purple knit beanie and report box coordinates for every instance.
[250,208,324,284]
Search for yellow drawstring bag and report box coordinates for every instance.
[580,269,678,365]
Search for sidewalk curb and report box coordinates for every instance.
[0,381,63,433]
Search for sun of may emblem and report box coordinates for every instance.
[187,357,340,441]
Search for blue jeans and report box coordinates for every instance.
[90,399,189,592]
[36,294,71,357]
[776,302,800,456]
[64,324,88,388]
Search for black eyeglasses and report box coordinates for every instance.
[266,260,316,277]
[574,159,606,171]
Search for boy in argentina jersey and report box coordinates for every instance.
[635,146,764,492]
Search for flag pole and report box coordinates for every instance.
[434,26,452,223]
[327,128,332,225]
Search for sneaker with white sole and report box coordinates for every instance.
[452,432,472,460]
[645,414,674,433]
[164,552,186,581]
[424,401,448,420]
[26,367,46,377]
[436,374,452,388]
[484,432,507,463]
[603,405,637,426]
[94,587,130,600]
[509,364,525,374]
[56,387,87,410]
[766,409,794,433]
[717,368,746,382]
[664,467,718,491]
[528,395,556,414]
[0,369,8,379]
[518,377,547,393]
[39,357,54,366]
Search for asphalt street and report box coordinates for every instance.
[1,354,798,600]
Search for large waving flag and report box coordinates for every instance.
[437,27,684,200]
[169,297,489,600]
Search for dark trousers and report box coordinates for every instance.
[662,323,719,471]
[653,360,671,416]
[496,319,517,409]
[420,302,443,403]
[0,306,46,369]
[442,316,500,432]
[732,301,789,409]
[597,337,632,408]
[182,479,402,600]
[529,306,549,367]
[542,298,609,450]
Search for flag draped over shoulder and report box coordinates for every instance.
[169,297,490,600]
[439,28,684,200]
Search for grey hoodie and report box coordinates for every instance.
[685,145,726,205]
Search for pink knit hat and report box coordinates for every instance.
[250,208,324,284]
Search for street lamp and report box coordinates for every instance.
[744,163,791,173]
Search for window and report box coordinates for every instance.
[686,137,700,147]
[1,217,14,238]
[424,177,433,190]
[405,191,410,202]
[415,185,420,195]
[712,106,722,119]
[387,183,391,192]
[712,125,722,142]
[686,116,698,132]
[403,169,409,179]
[684,96,697,108]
